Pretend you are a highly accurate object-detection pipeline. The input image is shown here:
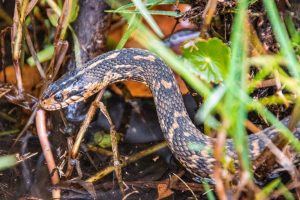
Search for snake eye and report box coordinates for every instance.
[54,93,64,102]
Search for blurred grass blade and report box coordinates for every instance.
[284,15,300,44]
[27,45,54,66]
[195,85,226,125]
[45,0,61,15]
[256,178,294,200]
[225,0,251,172]
[241,90,300,152]
[132,0,164,38]
[113,0,185,11]
[106,9,182,17]
[203,181,216,200]
[116,14,140,49]
[69,26,82,67]
[263,0,300,79]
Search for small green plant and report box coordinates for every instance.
[0,154,18,171]
[182,38,231,83]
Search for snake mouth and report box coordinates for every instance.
[40,95,87,111]
[40,100,64,111]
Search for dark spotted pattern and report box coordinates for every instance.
[41,48,300,179]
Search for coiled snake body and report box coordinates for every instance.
[41,48,300,178]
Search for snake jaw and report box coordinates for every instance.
[40,101,62,111]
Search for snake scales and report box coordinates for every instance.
[41,48,300,179]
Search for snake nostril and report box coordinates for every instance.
[54,93,64,102]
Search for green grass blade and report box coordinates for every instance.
[116,14,140,49]
[263,0,300,79]
[113,0,185,11]
[195,85,226,124]
[106,9,182,17]
[225,0,251,172]
[203,181,216,200]
[256,178,294,200]
[131,0,164,38]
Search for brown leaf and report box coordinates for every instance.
[0,65,41,92]
[157,183,173,200]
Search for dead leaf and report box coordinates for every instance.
[0,65,41,92]
[157,183,173,200]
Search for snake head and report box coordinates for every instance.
[40,71,103,111]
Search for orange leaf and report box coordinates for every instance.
[0,65,41,92]
[157,183,173,200]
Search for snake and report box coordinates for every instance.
[40,48,300,179]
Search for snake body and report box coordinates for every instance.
[41,48,300,178]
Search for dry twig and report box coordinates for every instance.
[35,109,61,199]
